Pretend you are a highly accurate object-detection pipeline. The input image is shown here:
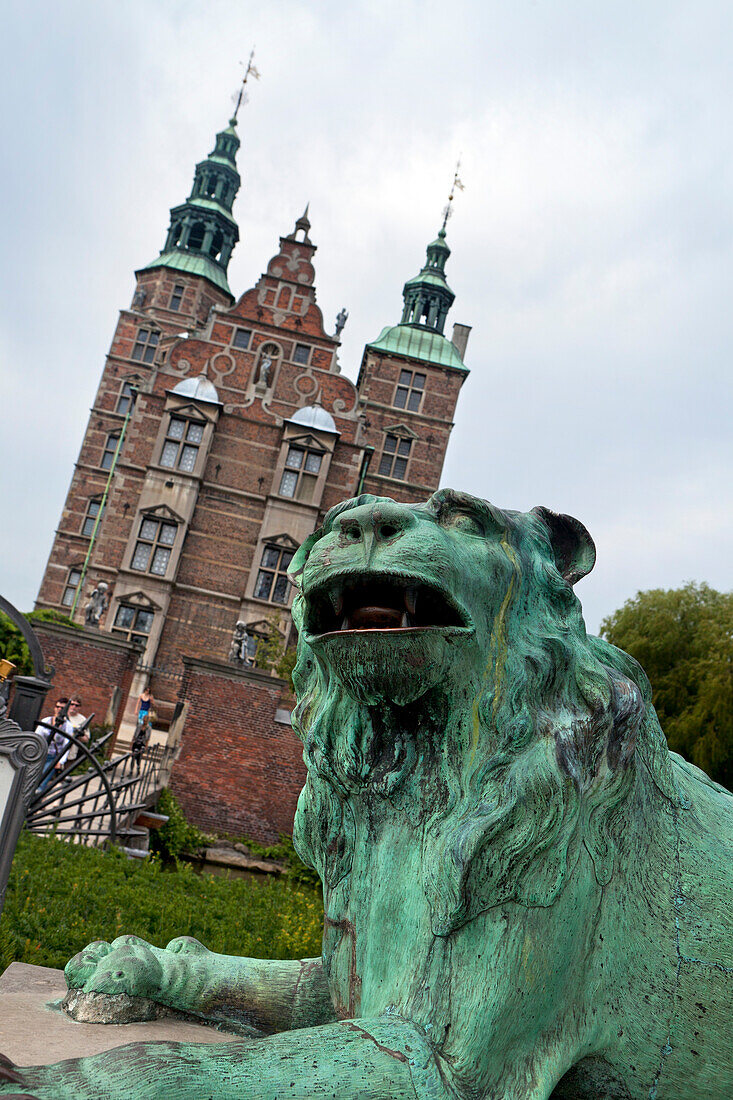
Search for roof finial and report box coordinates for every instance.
[440,157,465,233]
[232,48,261,122]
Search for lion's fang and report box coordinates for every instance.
[404,587,418,615]
[329,590,344,616]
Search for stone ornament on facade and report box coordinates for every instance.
[8,490,732,1098]
[83,582,108,627]
[228,621,253,666]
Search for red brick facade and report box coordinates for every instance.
[31,622,139,735]
[34,113,471,836]
[170,658,303,842]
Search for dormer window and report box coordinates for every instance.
[169,284,185,311]
[254,545,294,605]
[160,416,204,473]
[378,434,412,480]
[279,444,323,501]
[131,517,177,576]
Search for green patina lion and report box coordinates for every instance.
[2,490,731,1099]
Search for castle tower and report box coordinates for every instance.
[356,226,471,500]
[33,108,472,839]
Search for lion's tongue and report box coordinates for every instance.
[347,606,405,629]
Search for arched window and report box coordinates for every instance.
[209,229,224,260]
[188,221,205,250]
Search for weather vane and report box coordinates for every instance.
[232,48,261,120]
[441,158,465,231]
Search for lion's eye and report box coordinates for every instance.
[445,512,484,537]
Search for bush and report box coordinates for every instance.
[149,789,209,862]
[0,831,324,970]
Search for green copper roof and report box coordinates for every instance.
[186,196,237,223]
[367,324,468,371]
[140,250,233,297]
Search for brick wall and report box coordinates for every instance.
[169,656,305,843]
[32,622,139,733]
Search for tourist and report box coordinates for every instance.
[131,711,153,773]
[35,698,73,792]
[67,694,90,762]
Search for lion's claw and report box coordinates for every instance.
[65,937,163,1000]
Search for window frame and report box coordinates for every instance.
[169,284,185,311]
[130,516,178,577]
[278,443,324,501]
[81,498,105,538]
[378,434,413,480]
[61,566,83,608]
[232,327,252,350]
[101,432,120,470]
[253,544,295,606]
[393,369,426,413]
[292,343,311,365]
[111,604,155,645]
[115,380,138,416]
[158,414,205,474]
[130,327,160,364]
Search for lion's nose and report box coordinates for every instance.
[337,502,416,544]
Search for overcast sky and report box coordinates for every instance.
[1,0,731,632]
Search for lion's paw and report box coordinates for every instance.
[65,935,164,1000]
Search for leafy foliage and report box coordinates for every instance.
[600,583,733,788]
[253,613,296,690]
[0,608,80,678]
[149,788,210,862]
[0,831,324,970]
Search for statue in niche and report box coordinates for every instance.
[228,621,253,666]
[83,582,108,627]
[3,490,732,1098]
[255,345,277,389]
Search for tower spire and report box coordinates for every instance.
[140,102,246,299]
[232,48,260,122]
[441,158,465,232]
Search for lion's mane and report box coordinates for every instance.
[290,495,677,935]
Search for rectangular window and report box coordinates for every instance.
[81,499,104,538]
[159,417,204,472]
[293,343,311,365]
[378,434,412,480]
[131,327,159,364]
[254,546,294,605]
[279,445,323,499]
[61,568,82,607]
[116,381,137,416]
[393,370,426,412]
[131,517,177,577]
[112,605,155,645]
[232,327,252,350]
[101,433,120,470]
[169,284,185,311]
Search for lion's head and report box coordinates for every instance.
[289,490,676,933]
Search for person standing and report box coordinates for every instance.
[67,695,90,763]
[35,699,74,792]
[136,687,154,730]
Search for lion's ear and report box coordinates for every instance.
[532,507,596,585]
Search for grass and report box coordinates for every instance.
[0,831,325,972]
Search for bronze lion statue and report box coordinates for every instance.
[3,490,731,1099]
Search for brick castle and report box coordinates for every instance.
[34,106,471,840]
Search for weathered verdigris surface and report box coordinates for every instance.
[2,490,732,1099]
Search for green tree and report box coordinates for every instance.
[600,583,733,788]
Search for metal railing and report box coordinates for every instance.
[26,724,175,849]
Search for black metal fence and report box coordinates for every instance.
[26,727,176,849]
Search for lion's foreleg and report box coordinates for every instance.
[64,935,335,1033]
[1,1017,459,1100]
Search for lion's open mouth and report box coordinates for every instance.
[304,576,470,637]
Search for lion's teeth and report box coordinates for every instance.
[329,589,344,616]
[400,611,410,628]
[340,614,350,631]
[404,587,417,615]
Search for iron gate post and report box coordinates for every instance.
[9,676,53,731]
